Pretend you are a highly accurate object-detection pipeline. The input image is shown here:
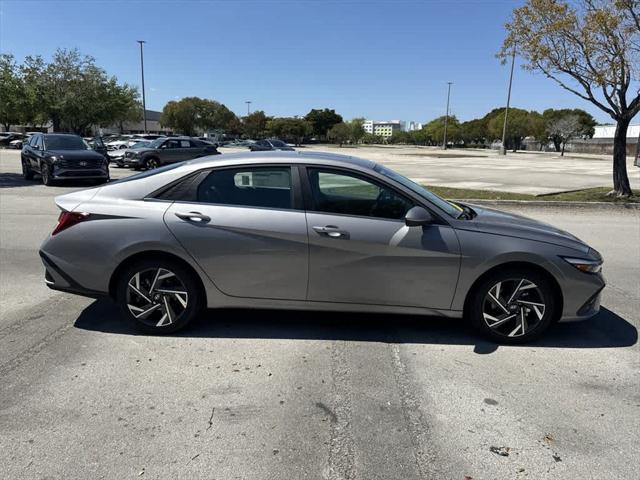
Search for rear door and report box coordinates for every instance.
[163,165,309,300]
[303,167,460,310]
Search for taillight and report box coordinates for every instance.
[52,211,90,236]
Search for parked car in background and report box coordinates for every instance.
[0,132,24,147]
[122,137,219,170]
[21,133,110,186]
[112,139,155,167]
[10,132,40,149]
[39,152,605,342]
[84,136,109,160]
[249,139,294,151]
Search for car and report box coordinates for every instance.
[0,132,24,147]
[21,133,110,186]
[111,139,155,167]
[249,139,294,151]
[121,137,219,170]
[39,151,605,342]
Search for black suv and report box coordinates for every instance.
[22,133,110,186]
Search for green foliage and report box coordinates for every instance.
[423,115,461,146]
[266,117,312,145]
[542,108,596,152]
[327,122,351,146]
[160,96,237,136]
[304,108,343,138]
[348,117,366,144]
[361,133,384,144]
[0,54,24,130]
[459,118,489,146]
[242,110,270,139]
[487,108,534,151]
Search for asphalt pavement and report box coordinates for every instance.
[0,149,638,479]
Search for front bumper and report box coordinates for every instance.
[558,273,605,322]
[52,166,109,180]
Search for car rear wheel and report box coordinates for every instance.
[468,268,556,344]
[116,259,203,334]
[21,158,34,180]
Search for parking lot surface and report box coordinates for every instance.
[1,149,638,479]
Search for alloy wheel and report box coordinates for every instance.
[482,278,546,338]
[126,268,189,328]
[147,158,159,169]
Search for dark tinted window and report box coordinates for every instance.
[164,140,181,149]
[44,135,89,150]
[270,140,286,147]
[307,168,413,220]
[197,167,292,209]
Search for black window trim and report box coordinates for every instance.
[145,163,304,211]
[300,164,448,225]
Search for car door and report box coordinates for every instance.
[159,139,182,164]
[163,165,309,300]
[303,167,460,310]
[30,135,44,171]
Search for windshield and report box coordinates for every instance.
[373,164,463,218]
[270,140,286,147]
[130,141,151,149]
[44,135,89,151]
[148,138,166,148]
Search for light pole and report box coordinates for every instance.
[500,47,516,155]
[137,40,147,133]
[245,101,252,116]
[442,82,453,150]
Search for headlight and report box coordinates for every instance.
[48,156,58,164]
[561,257,602,274]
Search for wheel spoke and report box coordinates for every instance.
[487,292,509,314]
[128,283,151,303]
[507,279,525,304]
[508,324,522,337]
[520,307,528,334]
[129,302,161,319]
[484,312,516,328]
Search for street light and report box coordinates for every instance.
[137,40,147,133]
[442,82,453,150]
[500,47,516,155]
[245,101,252,116]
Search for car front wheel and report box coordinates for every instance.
[22,158,34,180]
[41,163,54,186]
[468,268,556,344]
[116,259,203,334]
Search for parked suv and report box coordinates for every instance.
[21,133,109,186]
[122,137,219,170]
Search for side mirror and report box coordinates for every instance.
[404,206,434,227]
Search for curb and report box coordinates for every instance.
[453,199,640,209]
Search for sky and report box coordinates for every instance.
[0,0,621,124]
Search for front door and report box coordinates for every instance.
[304,167,460,310]
[164,165,308,300]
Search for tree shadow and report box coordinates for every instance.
[74,300,637,355]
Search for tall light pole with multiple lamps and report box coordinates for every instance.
[245,101,252,116]
[500,47,516,155]
[137,40,147,133]
[442,82,453,150]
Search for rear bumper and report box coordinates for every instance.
[40,251,105,299]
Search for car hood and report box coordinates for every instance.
[46,149,105,160]
[458,204,590,254]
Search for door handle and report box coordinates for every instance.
[312,225,350,239]
[175,211,211,223]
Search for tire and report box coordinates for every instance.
[21,158,34,180]
[467,268,556,344]
[116,258,203,334]
[146,157,160,170]
[41,162,55,186]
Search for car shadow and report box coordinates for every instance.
[73,300,637,354]
[0,173,104,189]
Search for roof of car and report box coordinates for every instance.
[186,150,376,170]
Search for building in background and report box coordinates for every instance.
[403,121,423,132]
[99,110,171,135]
[363,120,404,138]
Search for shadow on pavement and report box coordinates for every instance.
[0,173,106,189]
[74,300,637,354]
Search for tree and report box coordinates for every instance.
[0,54,24,131]
[459,118,489,146]
[487,108,534,151]
[305,108,343,139]
[160,97,201,136]
[242,110,270,139]
[349,117,366,144]
[542,108,596,152]
[327,122,351,146]
[423,115,461,146]
[501,0,640,195]
[266,117,312,145]
[528,111,548,150]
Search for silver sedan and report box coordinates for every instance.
[39,152,605,343]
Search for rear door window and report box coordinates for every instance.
[196,167,293,209]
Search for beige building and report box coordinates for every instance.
[363,120,403,138]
